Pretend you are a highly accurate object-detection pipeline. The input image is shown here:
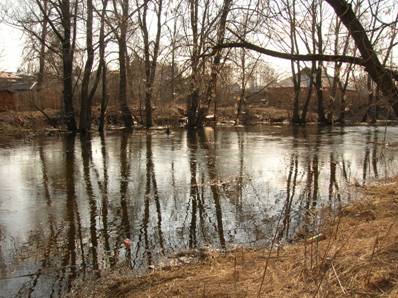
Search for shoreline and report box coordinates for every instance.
[69,178,398,297]
[1,109,397,142]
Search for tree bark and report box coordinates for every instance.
[315,5,328,125]
[98,0,109,132]
[118,0,133,129]
[300,62,315,123]
[315,65,327,124]
[140,0,163,128]
[79,0,95,132]
[288,0,301,124]
[187,0,200,129]
[61,0,77,131]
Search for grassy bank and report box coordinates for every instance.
[72,178,398,297]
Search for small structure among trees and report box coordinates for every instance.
[0,72,36,111]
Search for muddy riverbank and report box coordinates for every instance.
[71,178,398,297]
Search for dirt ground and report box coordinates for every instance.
[70,178,398,298]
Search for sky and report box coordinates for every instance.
[0,20,292,77]
[0,23,24,72]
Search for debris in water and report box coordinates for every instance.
[306,233,326,244]
[123,239,132,249]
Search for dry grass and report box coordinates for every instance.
[72,178,398,298]
[0,110,64,141]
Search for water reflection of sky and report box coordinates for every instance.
[0,126,398,297]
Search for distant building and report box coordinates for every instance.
[0,72,37,111]
[272,68,356,91]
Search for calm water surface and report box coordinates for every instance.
[0,126,397,297]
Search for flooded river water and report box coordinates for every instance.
[1,125,398,297]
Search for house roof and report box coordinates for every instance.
[272,68,356,91]
[0,72,37,92]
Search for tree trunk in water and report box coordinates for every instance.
[315,65,328,124]
[235,47,246,126]
[99,64,108,132]
[79,0,94,133]
[61,0,77,131]
[300,63,315,124]
[374,87,380,121]
[140,0,163,128]
[98,0,109,132]
[315,13,328,125]
[364,75,376,123]
[292,92,300,123]
[235,88,246,125]
[288,0,300,125]
[144,87,153,128]
[325,0,398,116]
[339,93,346,124]
[292,86,300,124]
[300,84,313,124]
[118,0,133,129]
[187,0,200,130]
[187,89,200,129]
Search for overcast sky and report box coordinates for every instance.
[0,21,293,78]
[0,23,24,72]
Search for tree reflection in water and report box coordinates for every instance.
[1,126,398,297]
[198,128,226,249]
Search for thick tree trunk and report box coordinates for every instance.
[300,63,315,124]
[315,65,328,124]
[118,0,133,129]
[187,89,200,129]
[99,64,108,132]
[79,0,94,132]
[315,13,328,125]
[287,0,301,125]
[140,0,163,128]
[61,0,77,131]
[187,0,200,130]
[142,0,152,128]
[98,0,109,132]
[235,86,246,125]
[292,86,300,123]
[364,75,377,123]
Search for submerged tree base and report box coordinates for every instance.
[71,177,398,297]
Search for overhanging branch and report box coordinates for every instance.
[214,41,398,80]
[215,41,364,65]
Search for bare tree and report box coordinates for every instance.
[37,0,48,89]
[28,0,80,131]
[112,0,134,129]
[201,0,232,125]
[80,0,109,132]
[98,0,110,132]
[79,0,95,132]
[137,0,164,128]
